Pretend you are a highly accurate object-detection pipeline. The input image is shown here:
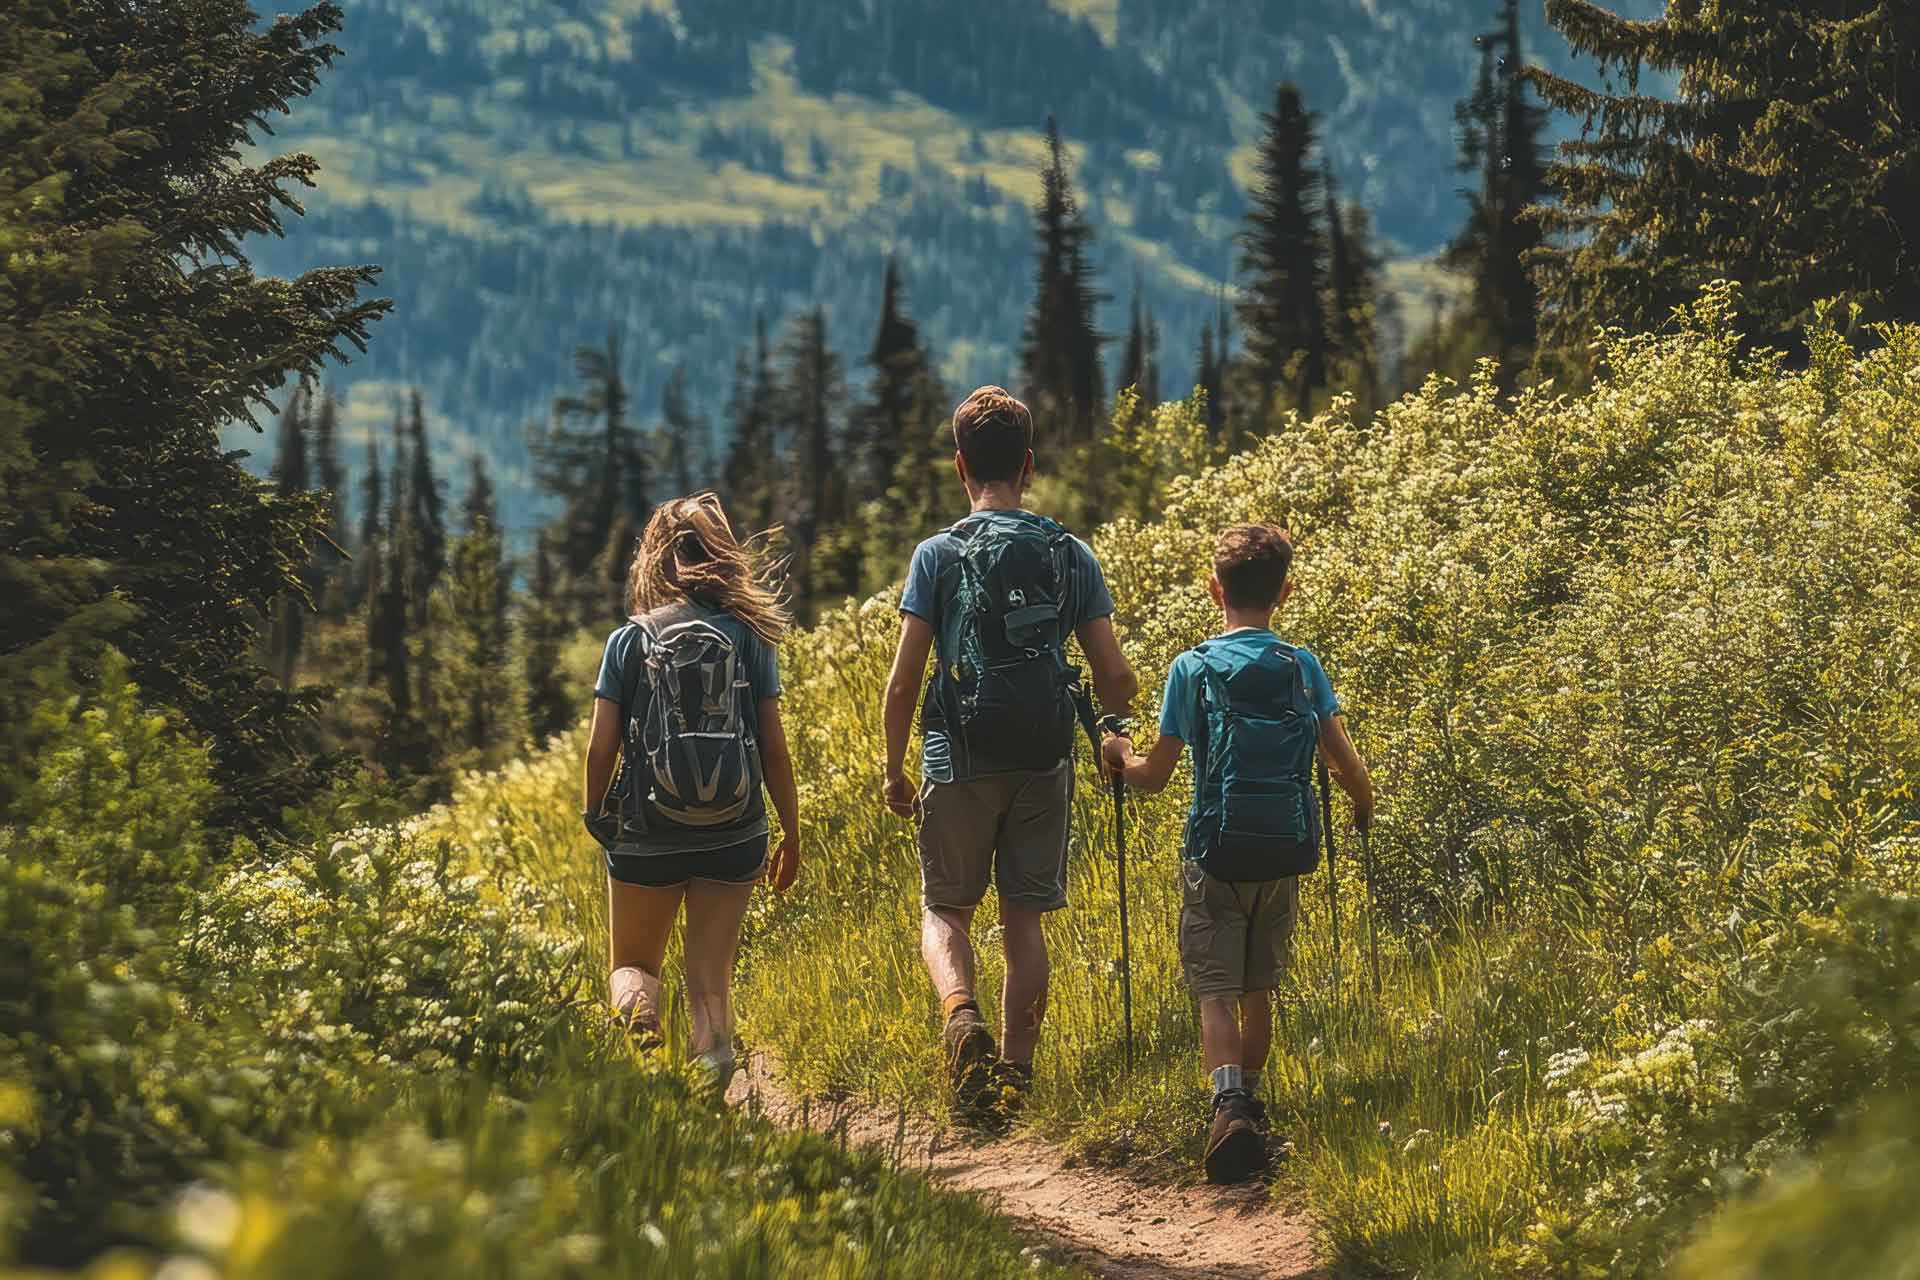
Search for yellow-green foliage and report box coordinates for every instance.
[2,667,1063,1277]
[720,288,1920,1275]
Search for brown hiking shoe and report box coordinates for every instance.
[1204,1090,1266,1185]
[941,1005,998,1119]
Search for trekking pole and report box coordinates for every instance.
[1361,825,1383,995]
[1100,713,1136,1072]
[1318,755,1341,1001]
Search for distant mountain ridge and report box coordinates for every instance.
[243,0,1662,537]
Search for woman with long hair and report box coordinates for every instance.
[582,492,800,1090]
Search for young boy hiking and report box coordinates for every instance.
[882,385,1138,1124]
[1102,523,1374,1183]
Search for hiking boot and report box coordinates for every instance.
[1204,1089,1266,1185]
[941,1005,998,1119]
[987,1058,1034,1128]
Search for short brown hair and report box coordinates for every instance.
[952,385,1034,486]
[1213,523,1294,609]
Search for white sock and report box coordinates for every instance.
[1210,1064,1244,1097]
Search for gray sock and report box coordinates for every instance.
[1210,1064,1244,1098]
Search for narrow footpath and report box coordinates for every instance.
[728,1055,1330,1279]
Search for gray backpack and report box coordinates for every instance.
[609,605,763,837]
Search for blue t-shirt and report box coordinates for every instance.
[899,510,1116,782]
[594,608,781,853]
[1158,629,1340,797]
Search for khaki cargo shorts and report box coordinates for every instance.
[917,762,1073,912]
[1178,861,1299,997]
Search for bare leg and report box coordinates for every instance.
[681,878,757,1057]
[921,904,979,1015]
[1239,988,1273,1075]
[607,876,685,1028]
[1199,996,1244,1071]
[998,900,1050,1063]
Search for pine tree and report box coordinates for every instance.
[311,388,349,616]
[0,0,388,824]
[268,382,313,684]
[723,313,780,535]
[403,390,446,624]
[1194,319,1221,436]
[1142,313,1162,412]
[523,530,576,745]
[1445,0,1549,381]
[1118,282,1149,403]
[535,328,648,616]
[1325,174,1388,406]
[1528,0,1919,353]
[446,456,511,754]
[1019,116,1107,446]
[1237,84,1330,419]
[860,258,927,500]
[658,363,707,499]
[354,437,386,608]
[777,308,849,616]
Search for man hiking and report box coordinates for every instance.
[882,385,1137,1124]
[1103,523,1374,1182]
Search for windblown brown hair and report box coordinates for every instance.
[625,492,792,646]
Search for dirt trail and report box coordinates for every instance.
[727,1055,1329,1279]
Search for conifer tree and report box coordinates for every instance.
[0,0,388,824]
[778,308,849,615]
[353,438,385,608]
[860,258,927,500]
[311,388,349,615]
[1118,283,1149,403]
[268,382,313,684]
[1528,0,1919,351]
[1194,319,1221,436]
[1237,84,1329,419]
[658,364,707,499]
[523,530,575,745]
[403,390,446,624]
[445,456,511,753]
[1446,0,1548,381]
[1019,116,1107,445]
[723,314,780,535]
[1325,175,1388,405]
[535,328,648,613]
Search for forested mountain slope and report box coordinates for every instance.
[242,0,1661,534]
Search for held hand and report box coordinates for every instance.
[1353,800,1375,835]
[883,770,920,820]
[768,830,801,893]
[1100,734,1133,775]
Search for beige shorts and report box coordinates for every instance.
[1178,862,1299,997]
[917,763,1073,912]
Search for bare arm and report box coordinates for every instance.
[583,696,621,814]
[1319,714,1375,830]
[882,614,935,814]
[1103,732,1185,794]
[1076,615,1139,713]
[758,696,802,890]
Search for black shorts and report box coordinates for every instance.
[605,835,768,888]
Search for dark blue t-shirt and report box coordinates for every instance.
[1159,629,1340,813]
[898,510,1115,782]
[594,608,781,853]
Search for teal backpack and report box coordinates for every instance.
[924,511,1081,777]
[1182,638,1324,880]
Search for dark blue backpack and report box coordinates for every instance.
[1182,639,1324,881]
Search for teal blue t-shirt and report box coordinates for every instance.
[1158,629,1340,789]
[898,510,1115,783]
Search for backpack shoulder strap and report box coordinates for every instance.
[616,616,652,724]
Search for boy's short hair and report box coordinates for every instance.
[952,386,1033,485]
[1213,523,1294,609]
